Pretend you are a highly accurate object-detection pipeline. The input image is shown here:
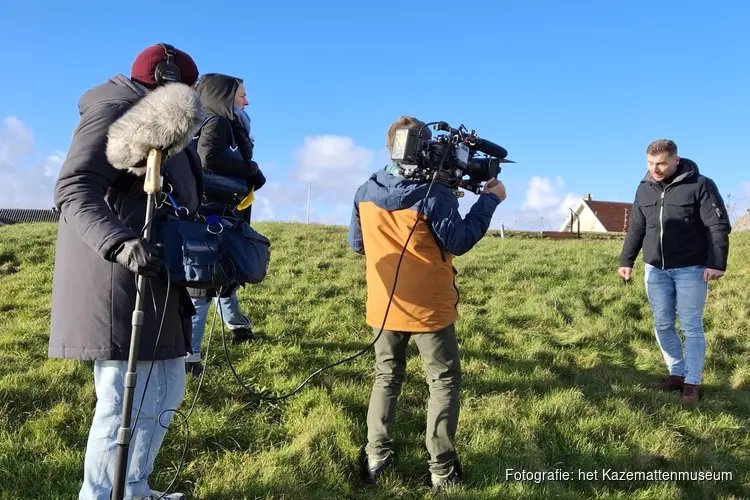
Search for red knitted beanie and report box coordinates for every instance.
[130,43,199,88]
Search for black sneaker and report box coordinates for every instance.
[185,361,203,378]
[359,447,392,484]
[231,326,257,344]
[430,459,462,490]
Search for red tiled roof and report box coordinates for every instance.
[584,200,633,232]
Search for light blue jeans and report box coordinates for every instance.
[644,264,708,385]
[79,358,186,500]
[186,290,251,363]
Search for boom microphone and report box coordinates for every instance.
[433,121,509,159]
[106,82,205,175]
[105,81,204,500]
[468,137,509,160]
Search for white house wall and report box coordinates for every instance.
[558,202,608,232]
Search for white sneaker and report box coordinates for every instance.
[149,491,185,500]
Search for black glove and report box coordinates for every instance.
[112,238,163,277]
[253,172,266,191]
[247,161,266,191]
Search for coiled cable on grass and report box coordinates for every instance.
[131,126,452,495]
[216,122,452,402]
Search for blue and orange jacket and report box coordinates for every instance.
[348,167,501,333]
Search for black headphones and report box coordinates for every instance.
[154,43,181,85]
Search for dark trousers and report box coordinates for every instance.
[365,324,461,475]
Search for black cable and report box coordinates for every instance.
[217,122,452,401]
[130,212,171,436]
[142,193,246,499]
[125,123,452,495]
[134,195,239,498]
[151,273,220,500]
[114,197,198,500]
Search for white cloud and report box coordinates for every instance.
[515,175,581,230]
[250,135,384,225]
[251,180,308,223]
[0,116,66,209]
[291,135,376,201]
[452,175,581,231]
[276,135,583,231]
[0,119,587,234]
[251,178,355,227]
[522,176,577,212]
[0,117,34,163]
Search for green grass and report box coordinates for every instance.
[1,222,749,499]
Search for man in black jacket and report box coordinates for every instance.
[185,73,266,376]
[618,139,731,405]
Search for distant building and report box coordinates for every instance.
[0,208,60,226]
[559,194,633,233]
[733,209,750,232]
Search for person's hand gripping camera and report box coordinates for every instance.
[482,177,507,202]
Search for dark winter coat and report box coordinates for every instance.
[186,73,266,299]
[619,158,731,271]
[48,75,202,361]
[193,73,265,197]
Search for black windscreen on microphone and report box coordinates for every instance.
[471,137,509,160]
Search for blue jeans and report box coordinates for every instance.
[79,358,186,499]
[644,264,708,385]
[186,290,251,363]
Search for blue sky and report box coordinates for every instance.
[1,0,748,229]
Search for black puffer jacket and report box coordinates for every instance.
[192,73,265,197]
[619,158,731,271]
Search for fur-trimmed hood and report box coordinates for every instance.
[75,74,205,176]
[77,74,147,117]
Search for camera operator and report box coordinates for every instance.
[185,73,266,377]
[48,43,201,500]
[348,115,506,490]
[618,139,731,406]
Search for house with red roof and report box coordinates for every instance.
[559,194,633,233]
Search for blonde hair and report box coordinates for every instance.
[386,116,430,153]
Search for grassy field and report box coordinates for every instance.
[0,222,748,500]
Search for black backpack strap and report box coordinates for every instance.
[183,146,204,202]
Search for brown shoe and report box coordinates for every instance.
[648,375,684,392]
[681,384,700,405]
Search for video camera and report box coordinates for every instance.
[390,121,514,195]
